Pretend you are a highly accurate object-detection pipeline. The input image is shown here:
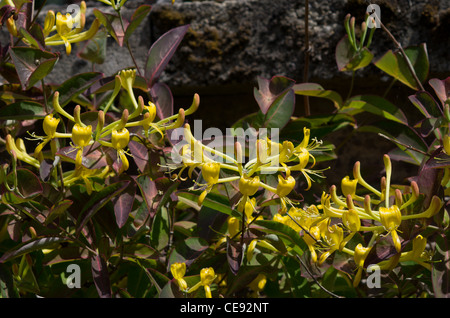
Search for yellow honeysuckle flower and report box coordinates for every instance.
[111,128,130,150]
[170,262,188,292]
[227,217,240,238]
[5,135,40,169]
[303,225,321,263]
[248,273,267,294]
[342,208,361,232]
[353,243,372,287]
[188,267,216,298]
[379,205,402,253]
[72,123,92,148]
[44,2,99,55]
[276,174,296,197]
[239,175,260,197]
[318,224,344,265]
[341,175,358,198]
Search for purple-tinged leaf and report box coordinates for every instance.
[227,237,244,275]
[124,5,152,44]
[76,181,130,235]
[9,47,58,90]
[429,77,450,107]
[408,91,442,119]
[135,175,158,217]
[113,180,136,228]
[254,76,296,114]
[150,82,174,120]
[255,88,295,129]
[57,143,108,169]
[144,24,189,87]
[128,140,149,173]
[2,168,43,204]
[91,254,112,298]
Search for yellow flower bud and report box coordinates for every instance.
[43,114,60,138]
[276,174,296,197]
[201,162,220,185]
[353,243,372,287]
[111,128,130,150]
[72,123,92,148]
[239,175,260,196]
[341,175,358,197]
[43,10,56,37]
[142,102,157,130]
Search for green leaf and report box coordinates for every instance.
[51,72,103,108]
[0,237,67,263]
[167,237,209,267]
[358,120,428,165]
[150,206,170,251]
[9,47,58,90]
[77,29,108,65]
[335,35,374,72]
[432,230,450,298]
[342,94,409,125]
[0,100,46,120]
[293,83,343,109]
[374,44,429,90]
[253,219,307,252]
[254,89,295,129]
[93,9,125,47]
[45,199,73,225]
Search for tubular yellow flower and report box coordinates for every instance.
[141,102,157,131]
[379,205,402,252]
[228,217,240,238]
[276,174,296,197]
[303,225,321,263]
[318,224,344,265]
[342,208,361,232]
[43,10,56,37]
[248,274,267,293]
[239,175,260,196]
[170,262,188,292]
[72,124,92,148]
[43,114,60,138]
[341,175,358,198]
[353,243,372,287]
[201,162,220,185]
[111,128,130,150]
[200,267,215,298]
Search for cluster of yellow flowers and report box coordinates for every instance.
[5,69,197,194]
[273,154,442,286]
